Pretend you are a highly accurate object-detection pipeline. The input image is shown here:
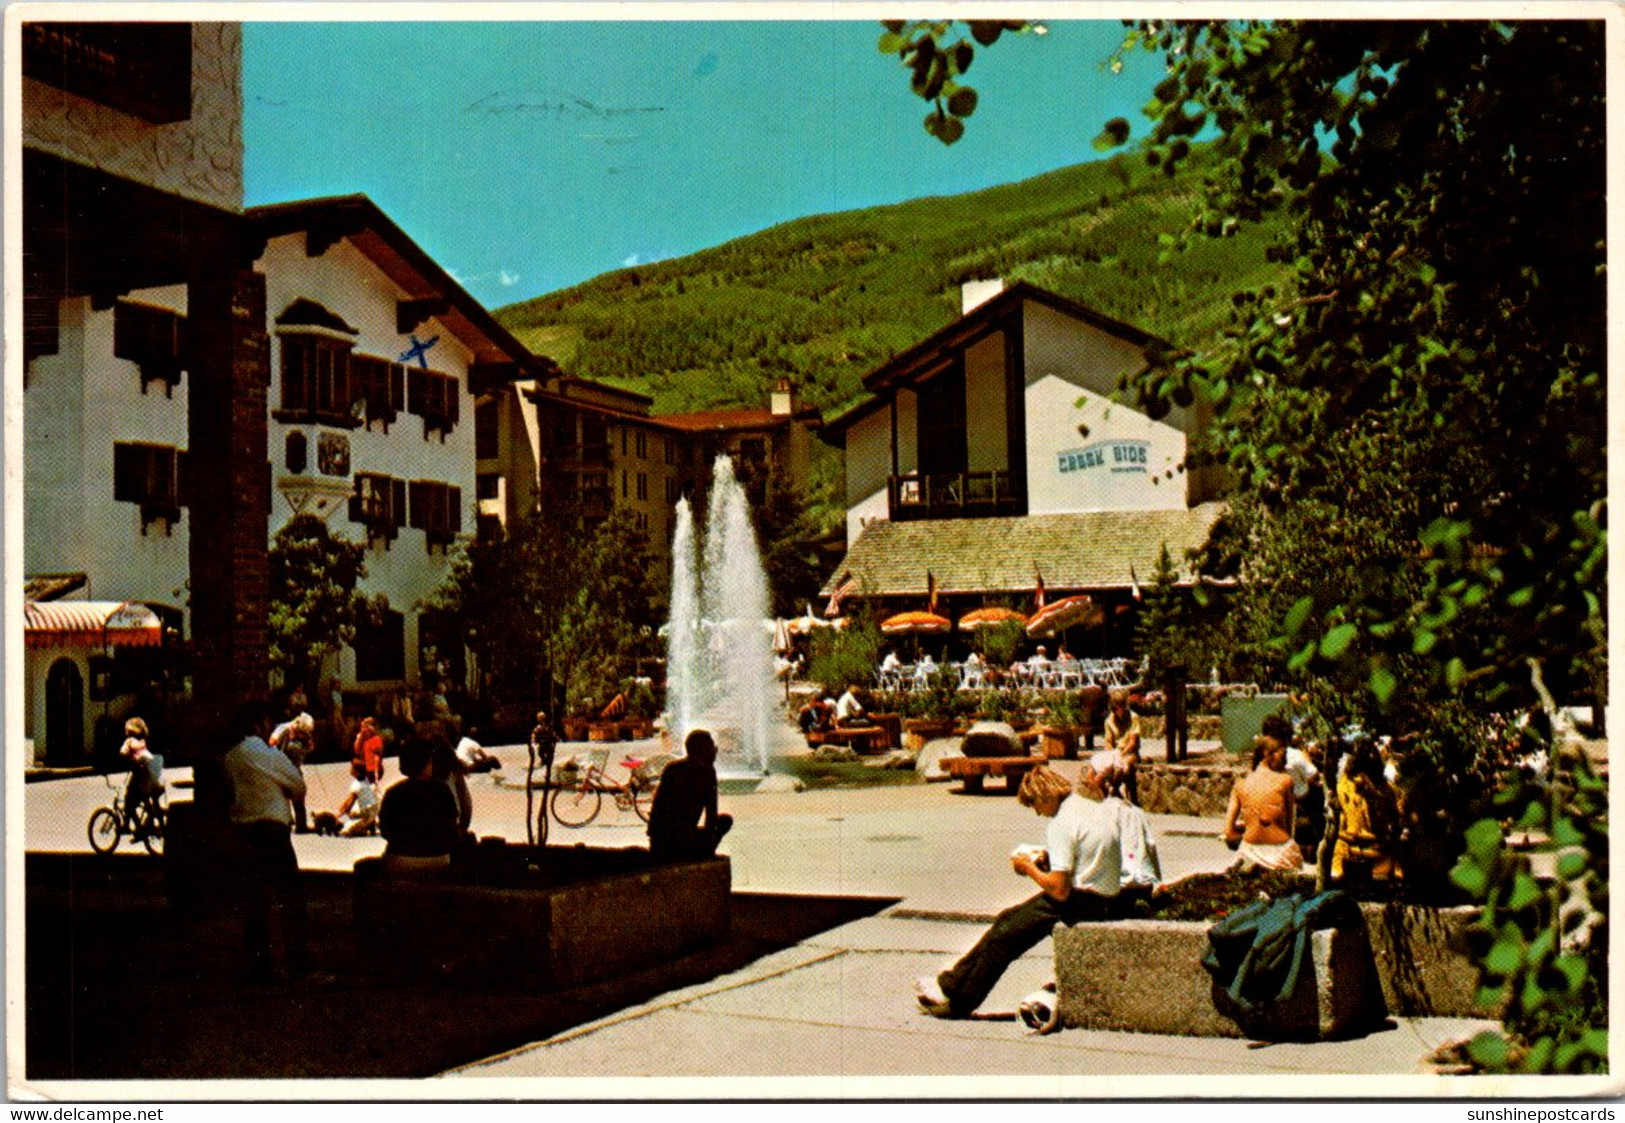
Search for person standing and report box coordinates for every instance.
[647,729,732,862]
[528,711,557,846]
[223,700,311,983]
[1221,736,1302,870]
[337,716,385,821]
[917,765,1123,1018]
[270,711,316,833]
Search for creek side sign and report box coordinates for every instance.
[1056,440,1149,476]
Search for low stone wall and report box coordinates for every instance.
[1054,920,1385,1039]
[354,848,731,990]
[1052,892,1495,1038]
[1138,715,1221,742]
[1134,760,1243,817]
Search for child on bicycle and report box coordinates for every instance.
[119,716,164,827]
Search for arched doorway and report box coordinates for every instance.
[45,658,84,765]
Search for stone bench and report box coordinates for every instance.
[943,755,1041,793]
[352,847,730,990]
[1051,897,1492,1039]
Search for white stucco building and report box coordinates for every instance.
[820,281,1227,646]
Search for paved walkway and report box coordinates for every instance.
[22,740,1501,1089]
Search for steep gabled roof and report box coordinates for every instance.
[821,282,1171,441]
[247,195,556,383]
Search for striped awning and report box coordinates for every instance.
[24,600,164,649]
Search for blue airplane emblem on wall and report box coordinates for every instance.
[399,334,440,369]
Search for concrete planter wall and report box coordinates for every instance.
[354,849,731,990]
[1051,893,1494,1038]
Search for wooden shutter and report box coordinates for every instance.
[450,486,462,534]
[113,443,142,503]
[391,477,407,528]
[408,479,427,529]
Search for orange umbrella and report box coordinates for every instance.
[957,606,1028,632]
[1025,595,1104,637]
[881,610,952,636]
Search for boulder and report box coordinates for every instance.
[961,721,1022,758]
[915,737,963,781]
[811,744,859,763]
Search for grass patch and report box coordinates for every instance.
[776,757,924,791]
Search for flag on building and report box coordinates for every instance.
[927,570,938,615]
[1033,565,1046,613]
[824,571,857,618]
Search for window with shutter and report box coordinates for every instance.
[112,441,183,533]
[351,472,406,547]
[405,369,459,440]
[277,334,356,426]
[113,301,185,395]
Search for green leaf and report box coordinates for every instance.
[1411,629,1437,655]
[946,87,978,118]
[1319,622,1357,660]
[1368,664,1397,705]
[1287,639,1316,673]
[1093,117,1131,152]
[1283,595,1314,637]
[1506,871,1540,911]
[1450,861,1488,897]
[1445,657,1467,690]
[1507,586,1535,607]
[878,31,909,54]
[1483,934,1524,977]
[1552,955,1589,993]
[1468,1032,1509,1069]
[1557,851,1588,879]
[1463,818,1504,859]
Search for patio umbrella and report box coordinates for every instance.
[1025,595,1104,637]
[957,606,1028,632]
[880,610,952,636]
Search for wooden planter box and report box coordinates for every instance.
[588,721,622,742]
[561,717,591,742]
[1038,726,1080,760]
[903,719,956,751]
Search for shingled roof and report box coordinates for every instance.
[820,504,1227,598]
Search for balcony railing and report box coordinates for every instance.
[546,441,613,469]
[888,470,1024,521]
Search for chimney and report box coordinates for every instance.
[771,377,795,417]
[961,278,1005,315]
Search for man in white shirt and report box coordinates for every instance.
[880,649,901,673]
[1028,645,1051,668]
[835,684,866,727]
[224,700,312,983]
[917,765,1122,1018]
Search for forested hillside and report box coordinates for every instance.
[496,148,1290,417]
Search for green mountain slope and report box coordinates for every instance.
[495,150,1289,417]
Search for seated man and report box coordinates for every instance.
[834,684,867,727]
[798,694,836,735]
[1102,689,1143,804]
[454,727,503,774]
[647,729,733,862]
[917,764,1122,1019]
[379,737,461,876]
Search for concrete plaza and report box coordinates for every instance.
[19,738,1512,1095]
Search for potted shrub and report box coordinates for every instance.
[1038,690,1085,760]
[903,668,959,749]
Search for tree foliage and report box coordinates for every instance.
[888,17,1607,1069]
[553,511,662,712]
[267,514,380,693]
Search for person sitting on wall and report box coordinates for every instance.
[798,694,836,735]
[835,684,867,727]
[1260,713,1322,851]
[1221,735,1303,871]
[1333,739,1401,884]
[647,729,733,862]
[916,765,1122,1019]
[379,736,462,877]
[1100,755,1163,907]
[1102,689,1143,805]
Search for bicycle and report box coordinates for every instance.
[547,750,663,830]
[87,772,167,856]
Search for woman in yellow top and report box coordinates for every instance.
[1332,740,1401,882]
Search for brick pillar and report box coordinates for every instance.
[187,265,270,804]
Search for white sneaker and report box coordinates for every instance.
[915,976,952,1017]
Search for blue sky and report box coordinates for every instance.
[244,19,1163,308]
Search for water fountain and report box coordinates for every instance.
[665,455,775,775]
